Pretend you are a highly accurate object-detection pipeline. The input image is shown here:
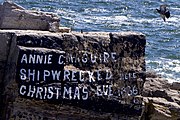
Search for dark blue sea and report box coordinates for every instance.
[1,0,179,82]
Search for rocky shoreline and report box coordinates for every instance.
[0,1,179,120]
[142,72,180,120]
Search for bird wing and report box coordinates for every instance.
[165,11,170,18]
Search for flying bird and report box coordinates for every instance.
[156,5,170,22]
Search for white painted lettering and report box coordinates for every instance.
[103,85,108,95]
[27,85,36,98]
[88,71,95,83]
[21,54,27,63]
[82,53,88,63]
[96,85,102,96]
[97,70,102,81]
[44,70,50,81]
[47,54,52,64]
[43,87,47,99]
[44,55,47,64]
[47,87,53,99]
[71,71,77,82]
[37,70,40,81]
[63,87,72,99]
[36,87,43,99]
[79,71,84,82]
[29,54,36,64]
[19,85,26,95]
[55,87,61,99]
[108,85,113,96]
[82,86,88,100]
[69,54,76,63]
[103,52,110,63]
[20,68,26,80]
[36,55,43,64]
[73,87,80,100]
[58,55,64,64]
[51,70,61,81]
[106,70,113,80]
[64,70,70,81]
[111,52,116,62]
[91,54,97,63]
[28,69,35,81]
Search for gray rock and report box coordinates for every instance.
[141,75,180,120]
[0,30,146,120]
[0,2,60,31]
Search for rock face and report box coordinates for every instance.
[0,2,60,32]
[0,30,146,120]
[141,75,180,120]
[0,2,179,120]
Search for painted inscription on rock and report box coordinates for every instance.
[16,34,145,115]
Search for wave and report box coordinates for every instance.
[146,58,180,82]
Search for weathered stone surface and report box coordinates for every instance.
[0,2,60,31]
[58,27,71,33]
[141,76,180,120]
[0,30,146,120]
[171,82,180,91]
[0,32,16,120]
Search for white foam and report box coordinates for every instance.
[147,58,180,82]
[84,8,109,13]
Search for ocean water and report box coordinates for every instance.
[1,0,179,82]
